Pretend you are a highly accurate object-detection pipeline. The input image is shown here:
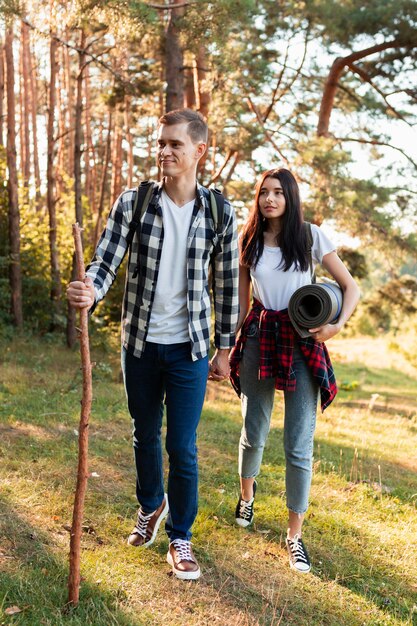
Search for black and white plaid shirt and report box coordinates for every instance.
[86,181,239,361]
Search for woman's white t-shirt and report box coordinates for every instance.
[250,224,336,311]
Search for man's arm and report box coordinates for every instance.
[209,200,239,380]
[66,190,134,310]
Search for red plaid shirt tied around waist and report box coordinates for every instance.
[229,299,337,412]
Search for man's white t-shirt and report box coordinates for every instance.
[250,224,336,311]
[146,190,195,344]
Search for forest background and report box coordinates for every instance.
[0,0,416,346]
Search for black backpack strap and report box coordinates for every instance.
[126,181,155,247]
[209,187,225,236]
[304,221,315,283]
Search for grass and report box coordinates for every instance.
[0,332,416,626]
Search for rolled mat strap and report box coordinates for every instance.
[288,281,343,338]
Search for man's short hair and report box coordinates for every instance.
[158,108,208,144]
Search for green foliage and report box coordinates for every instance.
[0,171,92,333]
[338,379,360,390]
[0,0,23,18]
[337,247,368,279]
[305,0,417,45]
[390,323,417,369]
[2,0,417,337]
[356,274,417,336]
[179,0,259,49]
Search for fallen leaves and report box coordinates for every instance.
[5,606,23,615]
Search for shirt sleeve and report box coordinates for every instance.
[86,189,135,305]
[213,199,239,349]
[311,224,337,265]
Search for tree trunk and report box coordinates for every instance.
[74,32,86,226]
[64,38,74,175]
[165,1,184,112]
[56,46,64,197]
[84,64,96,213]
[195,46,210,118]
[18,46,26,183]
[145,120,154,179]
[20,21,31,189]
[67,29,86,349]
[28,34,41,207]
[195,46,210,177]
[93,109,112,249]
[184,52,195,109]
[0,42,4,147]
[5,25,23,328]
[47,34,62,322]
[67,222,93,607]
[110,108,122,206]
[124,97,134,188]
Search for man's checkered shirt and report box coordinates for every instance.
[86,181,239,361]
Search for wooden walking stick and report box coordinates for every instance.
[67,223,93,606]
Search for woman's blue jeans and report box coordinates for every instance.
[121,342,209,541]
[238,337,318,514]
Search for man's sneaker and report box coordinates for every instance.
[235,480,257,528]
[286,534,311,573]
[127,494,169,548]
[166,539,201,580]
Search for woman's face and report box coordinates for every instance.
[258,176,286,221]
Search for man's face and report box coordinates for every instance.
[157,123,206,179]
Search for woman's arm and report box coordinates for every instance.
[308,251,360,342]
[236,263,251,334]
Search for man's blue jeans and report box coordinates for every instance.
[121,342,209,541]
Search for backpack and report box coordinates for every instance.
[304,221,315,283]
[125,181,225,248]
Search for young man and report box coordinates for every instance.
[66,109,239,580]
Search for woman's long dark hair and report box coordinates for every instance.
[240,168,309,272]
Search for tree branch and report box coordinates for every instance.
[390,187,417,195]
[270,30,311,124]
[337,83,364,107]
[334,136,417,170]
[145,1,199,7]
[317,39,402,136]
[247,96,289,165]
[347,61,411,125]
[262,38,292,123]
[21,18,125,83]
[223,151,240,186]
[208,149,235,185]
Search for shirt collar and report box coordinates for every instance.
[156,179,206,210]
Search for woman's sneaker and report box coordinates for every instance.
[235,481,257,527]
[286,533,311,573]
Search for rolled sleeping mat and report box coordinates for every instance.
[288,281,343,338]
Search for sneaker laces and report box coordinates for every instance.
[287,534,308,564]
[135,509,154,538]
[238,497,254,520]
[171,539,195,563]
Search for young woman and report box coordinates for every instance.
[229,168,360,573]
